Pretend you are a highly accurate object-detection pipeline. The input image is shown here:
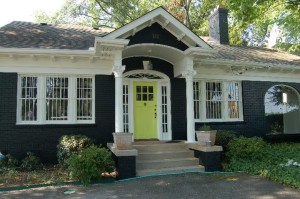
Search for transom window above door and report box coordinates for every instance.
[136,85,154,101]
[193,80,243,122]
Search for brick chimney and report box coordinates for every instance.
[208,5,229,45]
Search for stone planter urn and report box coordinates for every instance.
[196,125,217,146]
[113,132,133,150]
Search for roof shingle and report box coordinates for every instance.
[0,21,111,50]
[0,21,299,67]
[201,37,300,67]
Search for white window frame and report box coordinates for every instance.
[17,74,95,125]
[194,80,243,122]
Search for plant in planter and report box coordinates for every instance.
[113,132,133,150]
[196,124,217,146]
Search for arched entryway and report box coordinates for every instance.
[265,85,300,134]
[123,70,172,141]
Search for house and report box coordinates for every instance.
[0,6,299,163]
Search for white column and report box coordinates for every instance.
[113,65,125,133]
[183,70,196,143]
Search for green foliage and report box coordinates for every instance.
[215,130,237,152]
[57,134,94,166]
[66,145,114,185]
[224,142,300,188]
[20,152,43,171]
[0,154,20,173]
[198,124,212,131]
[226,136,267,161]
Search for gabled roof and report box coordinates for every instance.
[0,21,111,50]
[104,7,211,49]
[201,37,300,67]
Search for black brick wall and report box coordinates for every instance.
[195,81,300,137]
[2,71,300,163]
[0,73,115,163]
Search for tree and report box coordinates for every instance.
[35,0,300,55]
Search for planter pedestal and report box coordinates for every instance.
[188,144,223,172]
[107,143,137,180]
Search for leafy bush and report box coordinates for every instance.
[226,136,267,161]
[66,145,115,185]
[57,134,94,166]
[20,152,43,171]
[224,143,300,188]
[215,130,237,152]
[0,154,20,173]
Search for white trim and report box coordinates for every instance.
[123,70,172,141]
[104,7,211,49]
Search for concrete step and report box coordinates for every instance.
[137,165,205,176]
[137,150,194,161]
[136,157,199,170]
[133,143,188,152]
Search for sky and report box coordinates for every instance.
[0,0,65,27]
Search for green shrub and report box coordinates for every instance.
[0,154,19,173]
[66,145,115,185]
[224,143,300,188]
[226,136,267,161]
[20,152,43,171]
[57,134,94,166]
[215,130,237,152]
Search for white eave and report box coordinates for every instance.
[0,38,129,59]
[196,58,300,72]
[104,7,211,49]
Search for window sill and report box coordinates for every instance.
[16,121,96,126]
[195,119,244,123]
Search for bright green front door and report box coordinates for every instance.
[133,81,157,139]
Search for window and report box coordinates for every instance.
[20,76,38,121]
[193,80,243,122]
[265,85,300,134]
[46,76,69,121]
[123,84,129,132]
[18,75,95,124]
[77,77,93,121]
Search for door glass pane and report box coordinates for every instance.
[143,86,147,93]
[148,94,153,101]
[149,86,153,93]
[142,94,147,101]
[137,86,141,93]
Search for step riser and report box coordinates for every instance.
[134,144,188,152]
[137,159,199,170]
[137,151,194,161]
[137,166,204,176]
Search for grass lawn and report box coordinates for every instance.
[0,166,71,188]
[224,142,300,189]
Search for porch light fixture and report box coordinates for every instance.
[143,61,153,70]
[282,93,287,104]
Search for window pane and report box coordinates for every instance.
[77,77,93,120]
[20,76,37,121]
[227,82,239,118]
[193,82,200,119]
[46,77,68,121]
[206,82,222,119]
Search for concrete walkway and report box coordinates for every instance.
[0,173,299,199]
